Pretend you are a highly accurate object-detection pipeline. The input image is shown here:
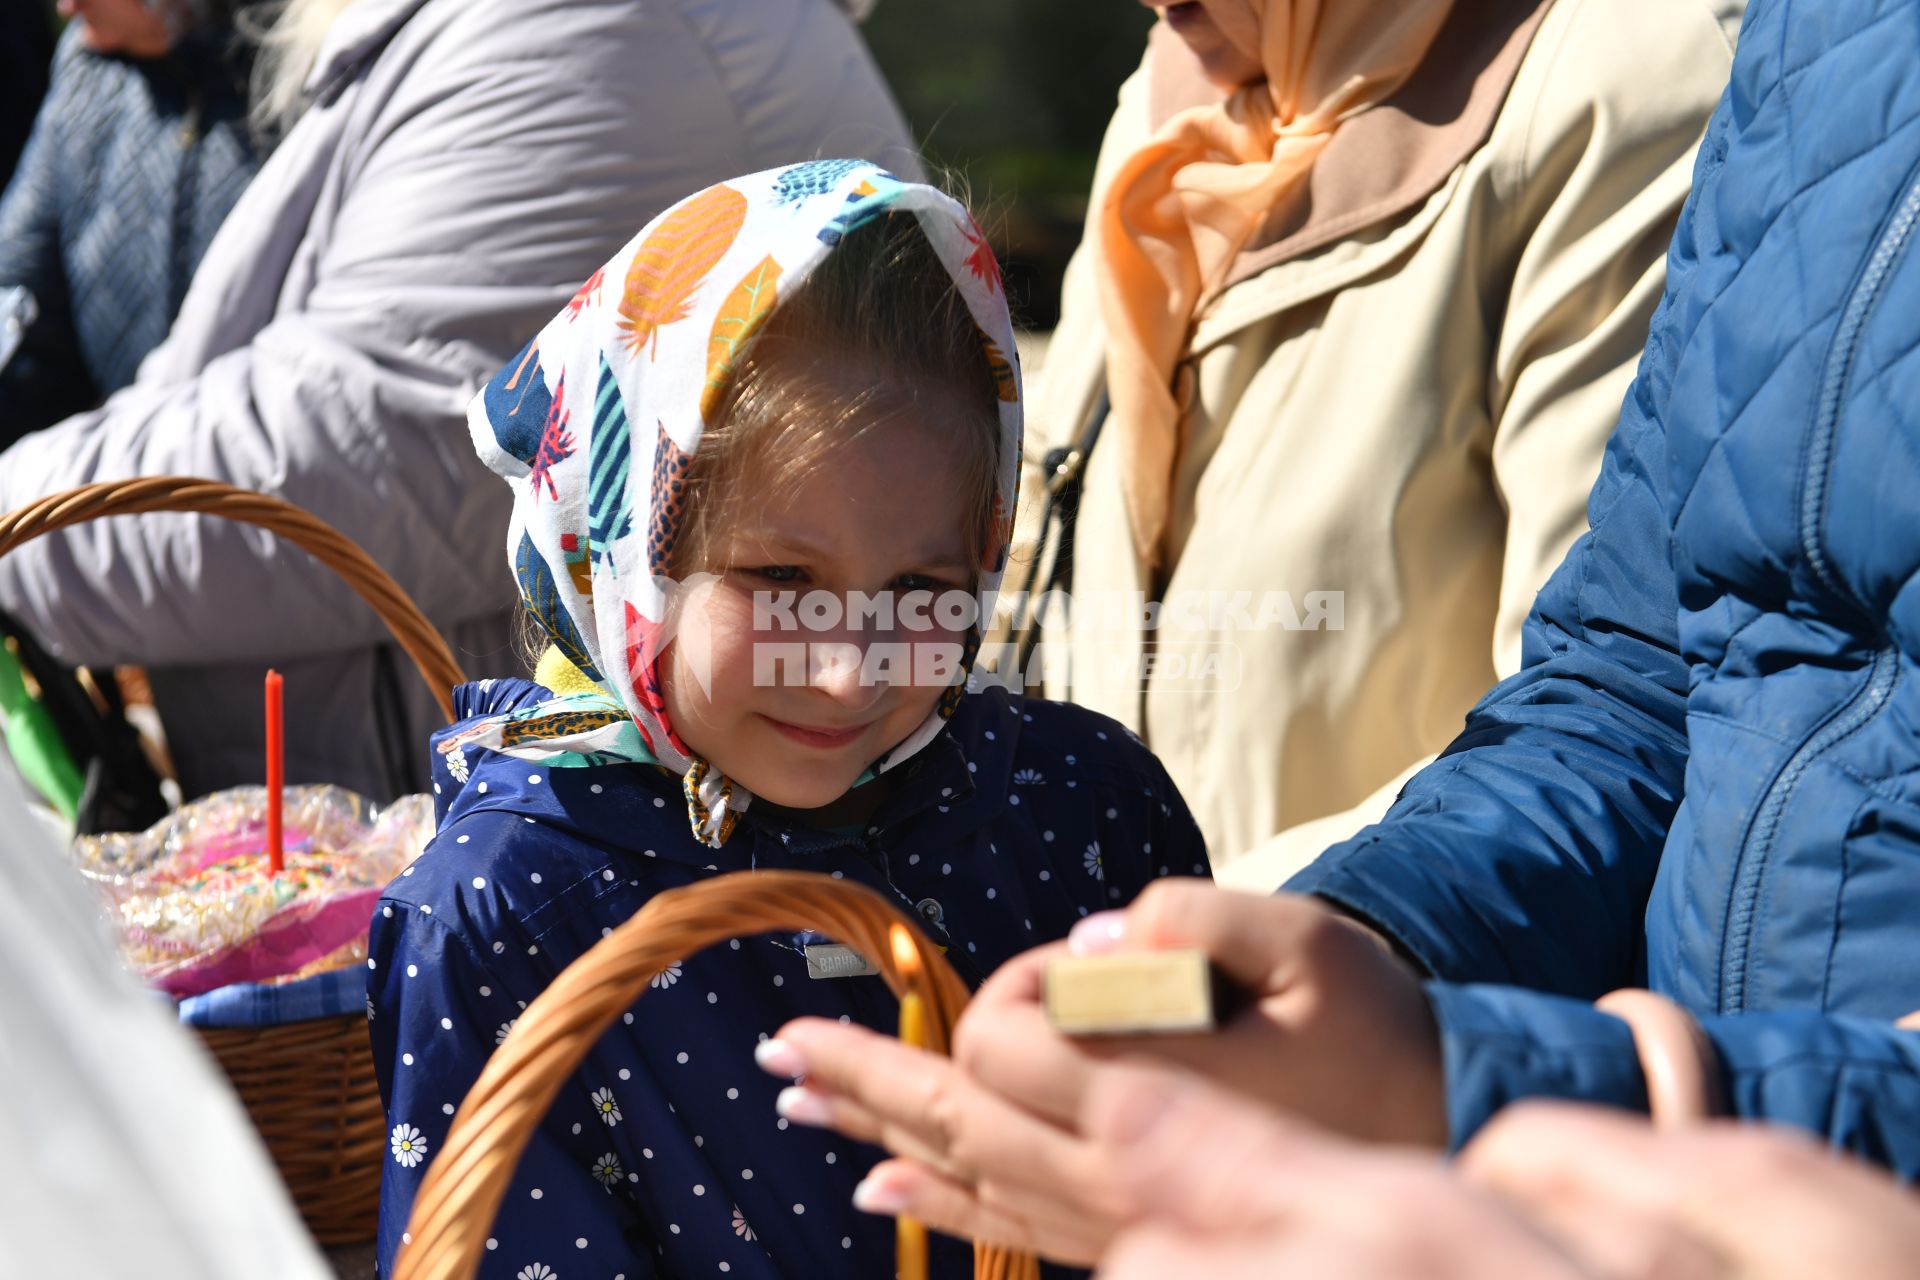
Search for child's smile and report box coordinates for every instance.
[759,715,873,752]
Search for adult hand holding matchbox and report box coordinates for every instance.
[1034,882,1450,1148]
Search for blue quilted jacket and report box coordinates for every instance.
[1288,0,1920,1173]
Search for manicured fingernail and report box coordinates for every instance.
[1068,910,1130,955]
[775,1085,833,1127]
[852,1173,911,1215]
[754,1037,808,1080]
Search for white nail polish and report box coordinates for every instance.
[1067,910,1130,955]
[754,1037,807,1079]
[776,1085,833,1127]
[852,1175,909,1215]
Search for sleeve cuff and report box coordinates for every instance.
[1699,1009,1920,1175]
[1427,980,1649,1151]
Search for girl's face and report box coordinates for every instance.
[660,373,983,813]
[1146,1,1265,90]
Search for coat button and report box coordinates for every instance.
[915,897,946,929]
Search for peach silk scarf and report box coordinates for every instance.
[1099,0,1455,568]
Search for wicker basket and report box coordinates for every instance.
[199,1016,390,1245]
[0,476,467,1246]
[394,870,1039,1280]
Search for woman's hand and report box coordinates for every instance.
[756,1012,1124,1264]
[1084,1065,1584,1280]
[759,876,1920,1275]
[1091,1076,1920,1280]
[755,880,1447,1261]
[986,879,1448,1148]
[1461,1103,1920,1278]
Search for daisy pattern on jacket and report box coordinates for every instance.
[591,1087,622,1126]
[391,1123,428,1168]
[1083,841,1104,879]
[516,1266,554,1280]
[591,1153,623,1187]
[370,678,1213,1279]
[496,1019,517,1046]
[1012,768,1044,785]
[650,960,683,989]
[732,1204,755,1241]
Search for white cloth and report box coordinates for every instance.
[0,761,330,1279]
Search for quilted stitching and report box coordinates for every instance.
[1291,2,1920,1146]
[1649,0,1920,1014]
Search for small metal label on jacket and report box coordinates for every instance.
[805,944,878,980]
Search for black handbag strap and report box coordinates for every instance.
[1009,387,1108,674]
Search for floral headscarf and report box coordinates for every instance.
[451,161,1022,847]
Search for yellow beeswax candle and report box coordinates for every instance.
[897,986,927,1049]
[890,924,930,1280]
[897,1214,928,1280]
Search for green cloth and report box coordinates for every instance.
[0,637,83,819]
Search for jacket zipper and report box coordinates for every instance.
[1718,169,1920,1011]
[1720,647,1895,1011]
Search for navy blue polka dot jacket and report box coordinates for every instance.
[370,678,1208,1279]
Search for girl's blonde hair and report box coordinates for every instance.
[673,211,1004,580]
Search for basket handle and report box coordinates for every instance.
[394,870,1039,1280]
[0,477,465,724]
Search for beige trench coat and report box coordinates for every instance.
[1009,0,1743,889]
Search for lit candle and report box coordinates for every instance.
[265,669,284,876]
[889,923,929,1280]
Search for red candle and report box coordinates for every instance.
[265,669,284,875]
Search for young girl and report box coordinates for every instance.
[369,162,1208,1280]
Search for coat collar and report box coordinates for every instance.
[1142,0,1553,293]
[305,0,433,100]
[436,678,1007,876]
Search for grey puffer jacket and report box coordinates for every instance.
[0,0,919,803]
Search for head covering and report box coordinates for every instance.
[1100,0,1454,569]
[454,160,1023,847]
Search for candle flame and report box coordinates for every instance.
[889,922,921,978]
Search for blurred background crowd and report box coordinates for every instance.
[2,0,1146,331]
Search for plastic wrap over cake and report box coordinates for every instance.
[70,785,434,998]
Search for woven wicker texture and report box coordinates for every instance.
[201,1014,388,1245]
[0,475,471,1248]
[0,476,465,721]
[393,870,1039,1280]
